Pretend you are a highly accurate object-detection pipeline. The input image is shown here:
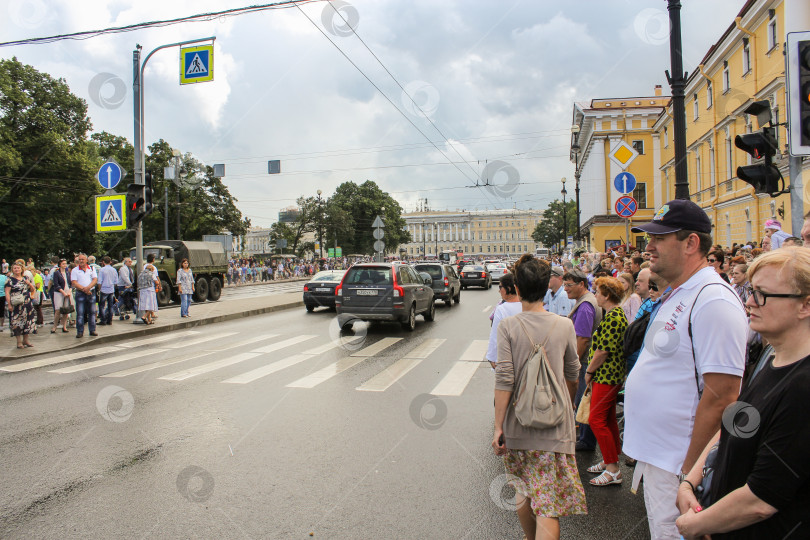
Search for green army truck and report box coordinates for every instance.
[128,240,228,306]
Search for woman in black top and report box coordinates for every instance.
[675,247,810,539]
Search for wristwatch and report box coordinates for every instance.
[678,471,688,482]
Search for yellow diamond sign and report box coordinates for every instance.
[609,140,639,170]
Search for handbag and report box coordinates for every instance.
[59,296,75,315]
[512,318,567,429]
[694,443,719,507]
[10,292,24,307]
[576,387,591,424]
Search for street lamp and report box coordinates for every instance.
[571,124,581,245]
[316,189,323,259]
[561,177,568,255]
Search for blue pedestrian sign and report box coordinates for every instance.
[96,159,125,190]
[95,194,127,233]
[613,172,637,194]
[615,195,638,218]
[180,45,214,85]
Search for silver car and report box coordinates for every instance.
[486,263,508,282]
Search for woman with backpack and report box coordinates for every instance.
[492,254,586,539]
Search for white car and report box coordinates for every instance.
[486,263,508,282]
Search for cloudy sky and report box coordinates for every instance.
[2,0,744,228]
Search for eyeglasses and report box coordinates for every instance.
[745,286,805,307]
[707,258,717,263]
[563,282,576,288]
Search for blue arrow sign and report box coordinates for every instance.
[96,161,124,190]
[615,195,638,218]
[613,172,637,194]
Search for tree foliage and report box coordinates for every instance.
[531,199,576,250]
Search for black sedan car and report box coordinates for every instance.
[303,270,346,311]
[459,265,491,289]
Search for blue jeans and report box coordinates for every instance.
[75,290,96,335]
[99,292,115,324]
[180,293,192,317]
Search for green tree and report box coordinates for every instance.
[0,57,99,263]
[328,180,410,254]
[268,221,295,254]
[531,199,576,251]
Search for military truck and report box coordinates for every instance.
[127,240,228,306]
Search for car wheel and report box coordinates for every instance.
[208,277,222,301]
[401,304,416,331]
[453,290,460,303]
[305,303,315,312]
[424,300,436,321]
[486,280,492,289]
[444,296,452,307]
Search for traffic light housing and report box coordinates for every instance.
[735,126,783,196]
[799,41,810,146]
[144,172,154,217]
[126,183,146,226]
[787,32,810,156]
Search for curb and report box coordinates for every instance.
[0,300,303,363]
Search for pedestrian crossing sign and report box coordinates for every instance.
[95,194,127,233]
[180,45,214,84]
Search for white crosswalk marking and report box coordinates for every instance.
[209,333,279,350]
[482,305,493,313]
[430,362,482,396]
[221,342,340,384]
[117,331,198,348]
[1,346,120,372]
[160,332,239,349]
[158,353,261,381]
[49,348,169,374]
[100,351,218,378]
[402,338,446,359]
[250,335,318,354]
[459,340,488,361]
[350,337,402,357]
[356,358,423,392]
[287,337,403,389]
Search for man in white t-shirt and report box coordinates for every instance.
[624,200,747,539]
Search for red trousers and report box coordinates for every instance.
[588,382,622,465]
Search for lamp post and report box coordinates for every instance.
[571,124,581,245]
[561,177,568,256]
[316,189,323,259]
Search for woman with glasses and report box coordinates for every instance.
[707,250,730,284]
[676,247,810,539]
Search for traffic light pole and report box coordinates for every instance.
[667,0,690,200]
[132,36,215,272]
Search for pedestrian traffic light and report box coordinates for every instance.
[144,172,154,216]
[786,32,810,156]
[735,126,783,196]
[126,183,146,226]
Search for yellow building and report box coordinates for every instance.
[398,209,544,258]
[572,0,810,250]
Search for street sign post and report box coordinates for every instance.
[328,248,335,257]
[96,159,126,190]
[372,215,385,262]
[95,194,127,233]
[613,172,637,194]
[180,45,214,84]
[336,247,342,257]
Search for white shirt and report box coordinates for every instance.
[543,285,575,316]
[486,301,523,364]
[71,266,98,288]
[623,267,747,474]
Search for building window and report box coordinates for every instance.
[768,12,777,51]
[664,126,669,148]
[633,183,648,209]
[632,140,644,155]
[693,93,699,120]
[695,154,702,192]
[722,61,730,92]
[706,81,713,108]
[726,133,734,180]
[742,38,751,75]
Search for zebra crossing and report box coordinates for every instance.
[1,332,492,396]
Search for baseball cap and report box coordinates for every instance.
[764,219,782,231]
[631,199,712,235]
[550,265,564,277]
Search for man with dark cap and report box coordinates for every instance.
[622,199,747,539]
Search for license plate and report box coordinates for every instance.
[315,287,331,292]
[466,273,479,278]
[356,289,378,296]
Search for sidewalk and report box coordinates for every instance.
[1,291,304,362]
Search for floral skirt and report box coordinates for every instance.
[11,299,36,336]
[503,450,587,518]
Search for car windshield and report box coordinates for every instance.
[465,266,485,272]
[414,265,442,279]
[344,267,392,285]
[312,271,345,282]
[487,264,506,270]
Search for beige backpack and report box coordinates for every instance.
[512,317,566,429]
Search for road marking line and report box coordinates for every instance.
[302,341,341,355]
[430,361,482,396]
[402,338,446,359]
[222,353,315,384]
[482,305,493,313]
[286,356,370,388]
[209,333,279,350]
[100,350,218,378]
[356,358,423,392]
[158,352,261,381]
[160,332,238,349]
[49,348,170,374]
[250,335,317,354]
[459,340,489,361]
[117,330,198,348]
[1,346,121,372]
[350,337,402,357]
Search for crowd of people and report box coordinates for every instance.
[225,256,354,285]
[488,204,810,540]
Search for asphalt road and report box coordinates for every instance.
[0,283,651,539]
